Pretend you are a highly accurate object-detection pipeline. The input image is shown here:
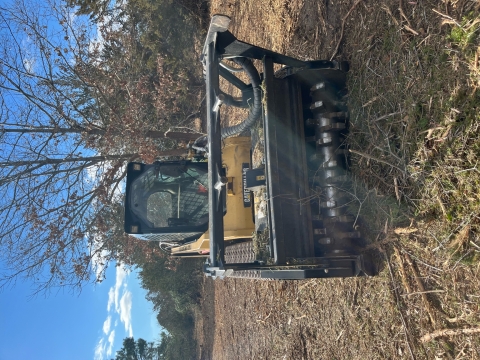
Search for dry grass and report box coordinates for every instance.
[195,0,480,358]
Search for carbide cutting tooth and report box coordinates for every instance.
[308,112,348,127]
[317,237,333,245]
[318,122,346,132]
[321,160,338,168]
[310,101,324,110]
[320,200,337,208]
[316,136,333,146]
[314,228,327,235]
[311,82,326,91]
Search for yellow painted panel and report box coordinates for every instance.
[171,137,255,256]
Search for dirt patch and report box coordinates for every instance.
[194,0,480,359]
[211,276,399,359]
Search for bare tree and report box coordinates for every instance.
[0,0,183,293]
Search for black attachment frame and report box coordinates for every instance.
[201,15,364,279]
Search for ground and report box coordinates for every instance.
[194,0,480,359]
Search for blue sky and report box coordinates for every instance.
[0,264,162,360]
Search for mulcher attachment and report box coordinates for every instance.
[261,58,365,276]
[202,15,369,279]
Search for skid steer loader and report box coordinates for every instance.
[124,15,372,279]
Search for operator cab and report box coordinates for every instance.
[124,161,211,243]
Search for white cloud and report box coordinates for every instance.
[102,316,111,335]
[106,330,115,357]
[107,287,115,312]
[119,290,133,337]
[114,266,128,311]
[91,248,110,281]
[21,36,36,75]
[23,58,36,74]
[96,265,133,360]
[94,338,105,360]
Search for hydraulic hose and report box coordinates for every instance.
[220,57,262,139]
[220,92,247,108]
[192,57,262,153]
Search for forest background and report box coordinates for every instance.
[0,0,209,358]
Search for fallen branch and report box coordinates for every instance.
[394,177,401,202]
[401,290,445,297]
[394,227,418,235]
[394,246,413,294]
[382,247,416,360]
[403,252,437,326]
[432,9,462,28]
[372,111,401,122]
[404,25,419,36]
[382,5,399,26]
[349,149,406,175]
[421,327,480,343]
[399,0,413,29]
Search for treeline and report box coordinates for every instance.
[0,0,210,291]
[113,331,198,360]
[138,252,202,359]
[1,0,208,356]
